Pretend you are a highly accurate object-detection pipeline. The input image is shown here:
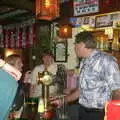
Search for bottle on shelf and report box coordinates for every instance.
[108,39,113,52]
[112,38,119,51]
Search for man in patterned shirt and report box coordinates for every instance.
[51,31,120,120]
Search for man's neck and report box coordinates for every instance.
[84,49,95,58]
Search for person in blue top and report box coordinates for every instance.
[0,58,20,120]
[5,54,31,119]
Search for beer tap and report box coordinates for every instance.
[37,68,54,119]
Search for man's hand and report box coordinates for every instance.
[50,89,80,108]
[50,99,63,108]
[49,95,66,108]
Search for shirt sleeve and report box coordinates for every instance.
[30,67,38,85]
[104,56,120,91]
[30,65,43,85]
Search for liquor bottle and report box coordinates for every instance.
[99,36,105,51]
[112,38,119,51]
[108,39,113,52]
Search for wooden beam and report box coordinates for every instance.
[0,0,35,13]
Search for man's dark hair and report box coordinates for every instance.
[41,49,54,58]
[75,31,97,48]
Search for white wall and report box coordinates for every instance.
[57,28,79,69]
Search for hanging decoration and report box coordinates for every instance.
[35,0,60,20]
[58,25,72,39]
[0,19,36,48]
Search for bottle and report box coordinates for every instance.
[99,36,105,51]
[108,39,113,52]
[112,38,119,51]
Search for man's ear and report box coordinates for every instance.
[81,42,86,48]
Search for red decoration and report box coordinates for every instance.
[36,0,60,20]
[105,100,120,120]
[2,29,6,47]
[18,27,23,48]
[32,23,36,45]
[1,23,36,48]
[7,30,11,48]
[26,26,30,48]
[13,28,17,48]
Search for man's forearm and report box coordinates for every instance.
[64,88,80,104]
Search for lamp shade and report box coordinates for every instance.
[59,25,72,38]
[36,0,60,20]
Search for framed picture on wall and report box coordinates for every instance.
[95,15,113,28]
[54,41,67,62]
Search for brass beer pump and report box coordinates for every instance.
[37,68,54,119]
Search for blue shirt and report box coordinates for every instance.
[79,50,120,109]
[0,69,18,120]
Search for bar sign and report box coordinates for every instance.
[73,0,99,16]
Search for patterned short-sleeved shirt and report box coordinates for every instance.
[79,50,120,109]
